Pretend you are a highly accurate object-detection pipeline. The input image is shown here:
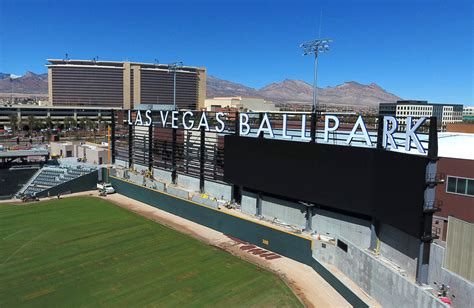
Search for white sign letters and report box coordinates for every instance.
[127,110,427,154]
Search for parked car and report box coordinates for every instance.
[97,182,115,194]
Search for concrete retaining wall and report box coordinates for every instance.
[153,168,172,183]
[204,180,232,200]
[428,243,473,308]
[312,208,371,249]
[241,191,257,215]
[313,239,446,308]
[176,173,200,192]
[134,163,148,173]
[166,186,190,200]
[128,173,145,186]
[261,195,306,229]
[379,223,419,278]
[115,159,129,168]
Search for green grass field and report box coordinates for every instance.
[0,197,302,307]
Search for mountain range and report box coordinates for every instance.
[0,71,48,94]
[207,75,401,107]
[0,71,401,107]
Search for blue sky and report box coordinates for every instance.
[0,0,472,104]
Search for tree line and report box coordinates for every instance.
[8,114,108,134]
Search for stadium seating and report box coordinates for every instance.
[22,166,96,196]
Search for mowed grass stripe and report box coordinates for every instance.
[0,197,302,307]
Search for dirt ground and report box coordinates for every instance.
[3,191,379,307]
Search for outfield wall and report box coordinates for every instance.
[110,175,312,263]
[109,175,370,308]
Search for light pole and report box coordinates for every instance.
[10,76,14,105]
[300,38,332,112]
[168,62,183,110]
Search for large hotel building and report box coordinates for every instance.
[47,59,206,109]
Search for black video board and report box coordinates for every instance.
[224,135,428,238]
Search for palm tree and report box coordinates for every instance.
[85,117,95,142]
[8,114,18,133]
[27,115,37,134]
[64,116,72,130]
[85,117,94,130]
[45,116,53,130]
[97,115,103,137]
[79,118,86,130]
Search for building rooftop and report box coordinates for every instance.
[46,59,204,71]
[437,132,474,160]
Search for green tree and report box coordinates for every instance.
[27,115,37,133]
[85,117,94,130]
[97,115,103,136]
[45,116,53,130]
[8,114,18,132]
[64,116,72,129]
[79,118,86,130]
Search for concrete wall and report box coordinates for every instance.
[204,180,232,200]
[115,159,129,168]
[428,243,474,308]
[311,208,372,249]
[176,173,200,192]
[134,163,148,173]
[153,168,172,183]
[50,142,74,157]
[128,172,144,186]
[166,186,190,200]
[379,223,419,278]
[241,190,257,215]
[261,195,306,229]
[313,240,446,308]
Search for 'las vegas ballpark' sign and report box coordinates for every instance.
[127,110,427,154]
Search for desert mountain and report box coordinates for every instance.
[0,71,401,107]
[208,76,401,107]
[0,71,48,94]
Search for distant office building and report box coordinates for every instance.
[47,59,206,109]
[379,100,463,130]
[204,96,278,111]
[463,106,474,121]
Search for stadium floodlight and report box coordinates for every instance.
[168,62,183,110]
[299,38,332,112]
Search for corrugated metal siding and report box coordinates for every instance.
[140,70,198,109]
[445,216,474,282]
[51,66,123,107]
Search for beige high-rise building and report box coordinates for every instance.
[47,59,206,110]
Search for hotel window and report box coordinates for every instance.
[446,176,474,197]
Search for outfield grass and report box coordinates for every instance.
[0,197,302,307]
